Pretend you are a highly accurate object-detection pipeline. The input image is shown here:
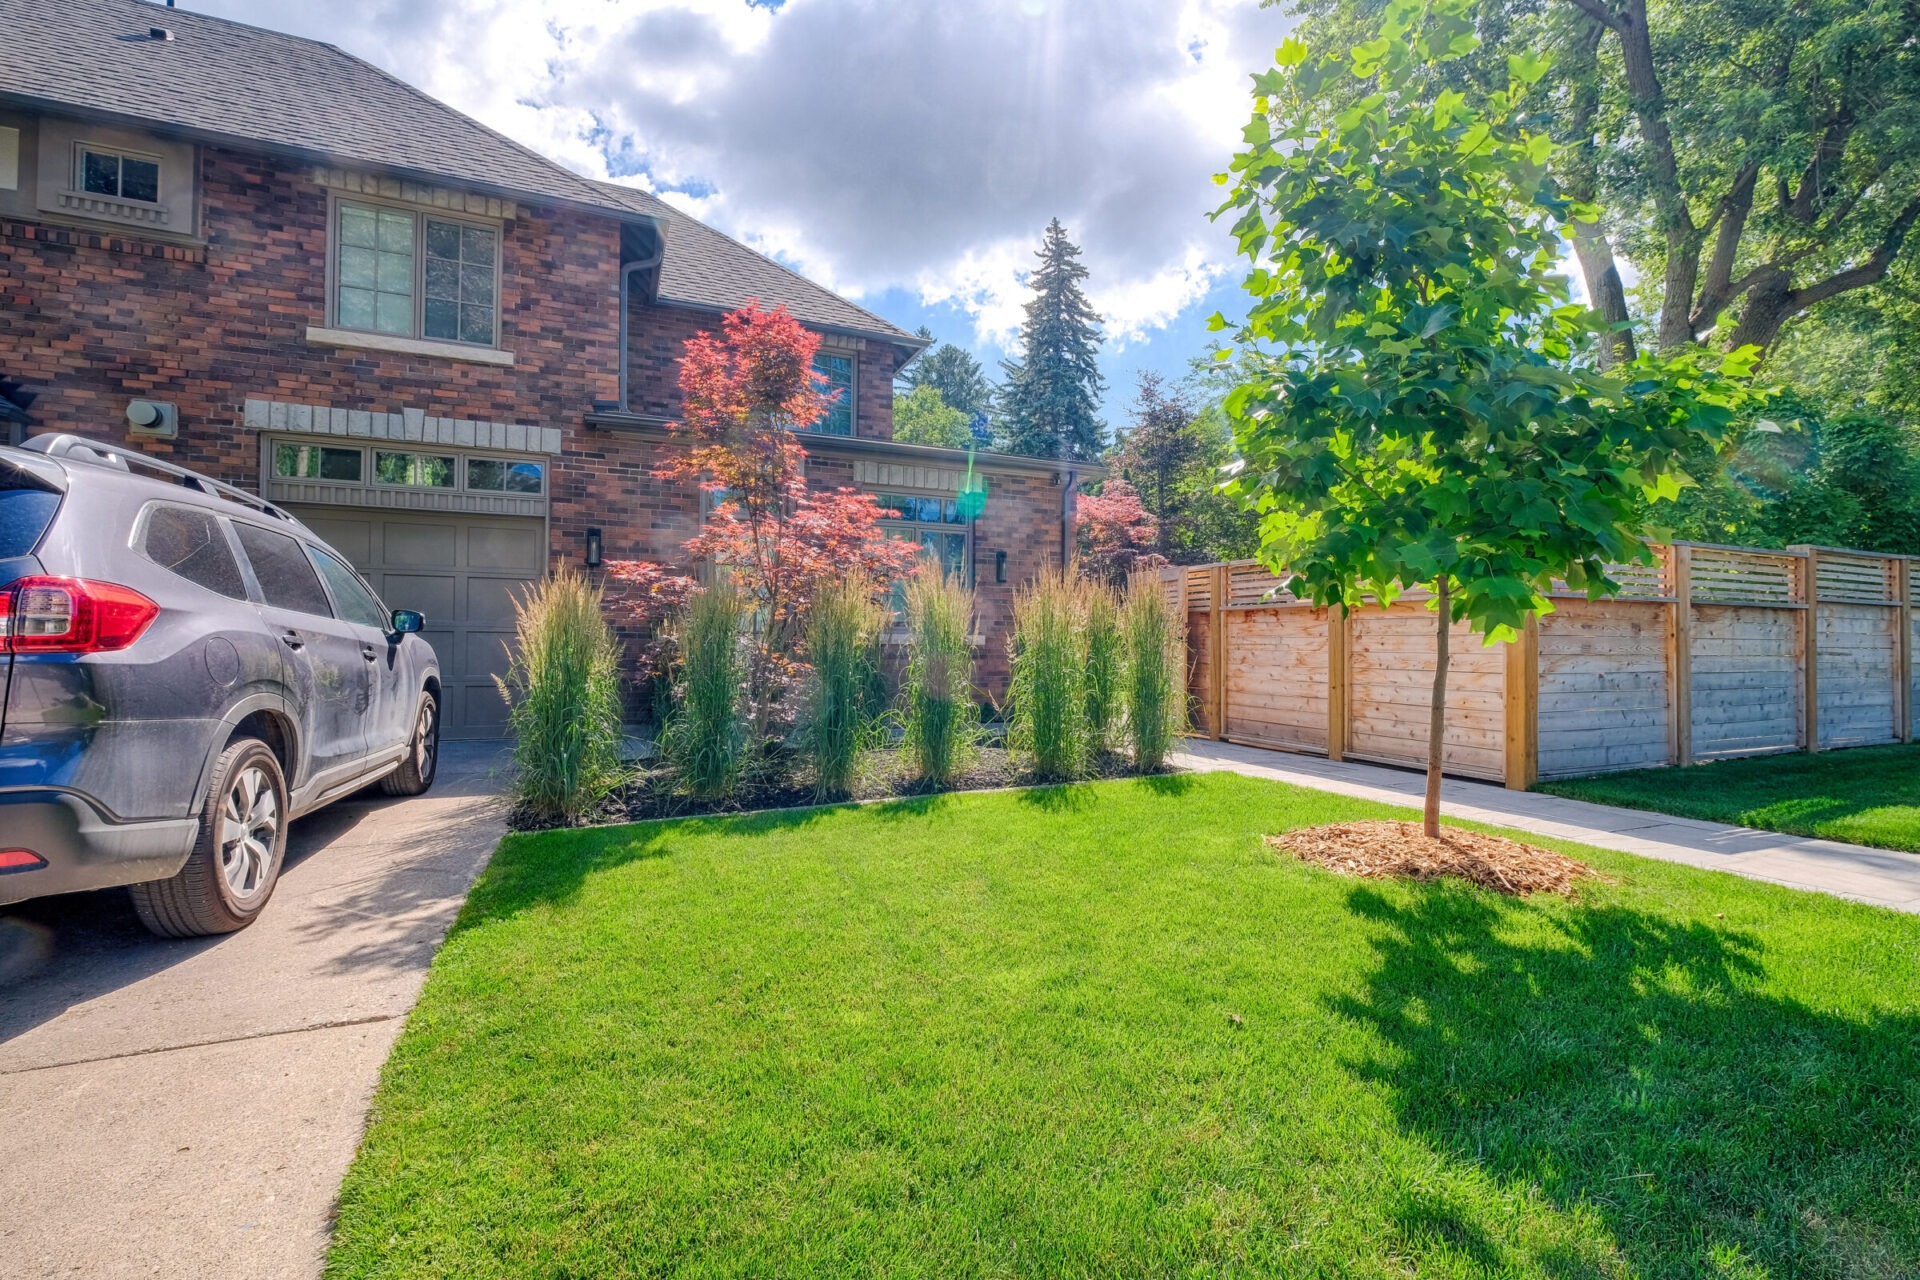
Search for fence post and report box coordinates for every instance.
[1899,556,1913,744]
[1504,613,1538,790]
[1208,564,1228,741]
[1799,547,1821,752]
[1669,544,1693,766]
[1327,606,1348,762]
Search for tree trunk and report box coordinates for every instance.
[1425,575,1450,839]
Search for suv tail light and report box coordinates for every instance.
[0,577,160,654]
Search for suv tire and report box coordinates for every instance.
[129,738,289,938]
[380,692,439,797]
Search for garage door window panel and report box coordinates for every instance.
[375,451,455,488]
[466,457,543,494]
[274,444,364,484]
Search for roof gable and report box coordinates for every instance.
[0,0,629,219]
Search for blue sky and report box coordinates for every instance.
[198,0,1290,430]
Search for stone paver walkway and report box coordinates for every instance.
[1176,738,1920,913]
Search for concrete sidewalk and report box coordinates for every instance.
[1176,738,1920,914]
[0,742,510,1280]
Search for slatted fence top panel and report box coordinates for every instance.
[1605,552,1670,599]
[1816,553,1896,605]
[1911,559,1920,603]
[1227,561,1303,609]
[1687,546,1801,605]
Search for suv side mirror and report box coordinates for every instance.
[390,609,425,635]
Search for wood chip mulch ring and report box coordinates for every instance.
[1267,820,1598,897]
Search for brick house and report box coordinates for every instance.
[1,0,1087,737]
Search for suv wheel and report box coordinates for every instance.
[129,738,289,938]
[380,692,439,797]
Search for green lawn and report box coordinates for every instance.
[1540,743,1920,854]
[328,773,1920,1279]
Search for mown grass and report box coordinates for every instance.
[328,773,1920,1279]
[1541,742,1920,854]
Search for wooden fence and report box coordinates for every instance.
[1156,543,1917,789]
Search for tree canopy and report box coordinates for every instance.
[1280,0,1920,364]
[998,219,1108,461]
[901,327,995,420]
[892,383,973,448]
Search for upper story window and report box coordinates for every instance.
[812,354,854,435]
[78,145,160,204]
[333,199,500,347]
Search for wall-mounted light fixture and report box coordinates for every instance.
[584,527,603,568]
[995,550,1007,584]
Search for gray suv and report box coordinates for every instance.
[1,435,441,937]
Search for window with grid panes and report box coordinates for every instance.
[877,492,971,612]
[334,200,499,346]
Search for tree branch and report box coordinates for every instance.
[1688,162,1759,336]
[1565,0,1623,32]
[1612,0,1699,350]
[1786,192,1920,311]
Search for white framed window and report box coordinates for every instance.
[331,198,501,347]
[76,143,161,204]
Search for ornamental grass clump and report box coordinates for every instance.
[1123,581,1185,772]
[664,583,747,800]
[1008,566,1087,781]
[901,571,978,787]
[802,580,884,799]
[496,568,629,823]
[1082,584,1123,753]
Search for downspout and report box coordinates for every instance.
[617,241,664,413]
[1061,465,1079,567]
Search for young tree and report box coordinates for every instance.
[607,303,919,733]
[892,383,972,448]
[1109,373,1206,560]
[1218,0,1752,835]
[901,327,994,419]
[1074,479,1164,585]
[998,219,1107,460]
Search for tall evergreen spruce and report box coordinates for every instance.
[998,220,1107,461]
[902,327,994,419]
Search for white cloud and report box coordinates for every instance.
[197,0,1289,350]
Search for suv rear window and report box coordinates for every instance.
[0,468,61,559]
[137,504,249,600]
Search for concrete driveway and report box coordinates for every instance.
[0,741,508,1280]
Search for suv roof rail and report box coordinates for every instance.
[22,434,308,530]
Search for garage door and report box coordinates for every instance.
[284,507,546,739]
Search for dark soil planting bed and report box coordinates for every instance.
[509,746,1173,830]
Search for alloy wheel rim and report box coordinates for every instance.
[219,765,279,900]
[416,702,438,781]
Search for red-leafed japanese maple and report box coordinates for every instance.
[1075,479,1165,585]
[607,302,919,731]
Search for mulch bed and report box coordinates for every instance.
[1267,820,1597,896]
[508,747,1169,830]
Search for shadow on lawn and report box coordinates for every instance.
[1334,883,1920,1274]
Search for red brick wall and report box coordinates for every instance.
[0,139,1068,702]
[0,146,623,494]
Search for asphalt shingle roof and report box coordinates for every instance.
[594,182,919,345]
[0,0,623,217]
